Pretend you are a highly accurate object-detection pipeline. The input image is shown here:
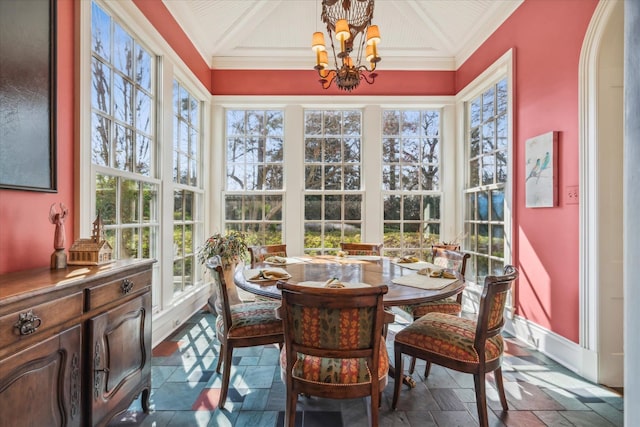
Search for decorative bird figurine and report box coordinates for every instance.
[526,158,541,182]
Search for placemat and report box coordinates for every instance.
[391,272,457,290]
[391,260,435,271]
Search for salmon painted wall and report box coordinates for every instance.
[0,0,74,274]
[211,69,456,96]
[457,0,599,343]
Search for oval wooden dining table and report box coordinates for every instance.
[233,255,465,307]
[232,255,466,388]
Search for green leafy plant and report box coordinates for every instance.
[197,230,248,266]
[439,232,467,247]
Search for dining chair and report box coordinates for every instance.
[248,244,288,266]
[392,265,519,427]
[205,255,284,409]
[276,281,392,427]
[400,248,470,375]
[339,242,383,256]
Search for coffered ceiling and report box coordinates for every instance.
[162,0,523,71]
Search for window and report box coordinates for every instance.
[172,81,203,295]
[382,110,442,258]
[224,110,284,245]
[303,110,362,254]
[91,2,158,263]
[464,78,508,282]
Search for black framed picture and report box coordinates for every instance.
[0,0,57,192]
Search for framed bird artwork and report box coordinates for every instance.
[525,131,558,208]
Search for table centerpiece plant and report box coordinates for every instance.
[198,230,249,267]
[198,230,249,309]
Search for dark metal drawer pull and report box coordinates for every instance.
[14,310,42,335]
[121,278,134,294]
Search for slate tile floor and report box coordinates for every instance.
[110,309,624,427]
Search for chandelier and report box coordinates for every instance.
[311,0,381,91]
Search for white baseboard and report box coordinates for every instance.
[505,314,598,384]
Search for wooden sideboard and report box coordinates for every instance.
[0,259,155,427]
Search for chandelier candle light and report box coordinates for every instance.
[312,0,381,91]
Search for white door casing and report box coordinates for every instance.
[579,0,624,387]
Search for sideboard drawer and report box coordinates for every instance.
[85,270,152,311]
[0,292,83,348]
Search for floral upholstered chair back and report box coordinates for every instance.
[290,302,374,351]
[339,243,383,256]
[432,248,470,276]
[474,265,519,360]
[248,244,288,266]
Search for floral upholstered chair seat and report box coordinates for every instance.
[215,300,282,338]
[395,312,503,364]
[280,341,388,385]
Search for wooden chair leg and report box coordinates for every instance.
[218,344,233,409]
[473,372,489,427]
[408,356,417,374]
[494,367,509,410]
[370,389,379,427]
[424,361,432,378]
[285,388,297,427]
[215,343,224,374]
[392,346,403,409]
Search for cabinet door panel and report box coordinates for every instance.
[88,292,150,426]
[0,325,81,427]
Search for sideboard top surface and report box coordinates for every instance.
[0,259,156,304]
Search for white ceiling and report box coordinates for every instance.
[162,0,523,71]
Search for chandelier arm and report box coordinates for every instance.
[321,71,337,89]
[360,70,377,85]
[357,64,375,73]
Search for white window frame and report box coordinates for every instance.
[455,49,514,298]
[78,1,211,340]
[171,79,205,297]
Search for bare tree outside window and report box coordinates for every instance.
[303,110,363,254]
[382,109,442,258]
[225,110,284,245]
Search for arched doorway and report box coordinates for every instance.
[579,0,624,387]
